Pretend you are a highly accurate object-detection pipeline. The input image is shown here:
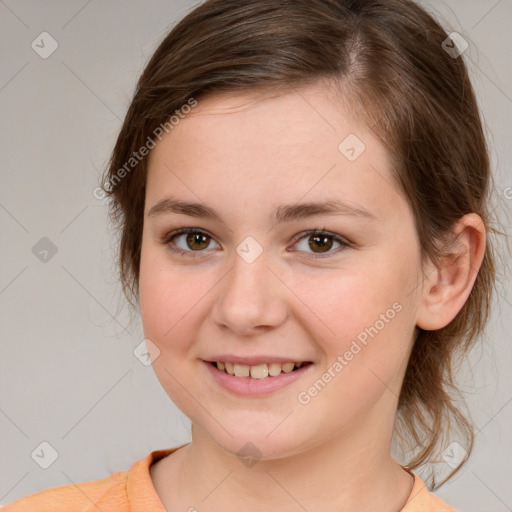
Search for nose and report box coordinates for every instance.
[211,250,288,336]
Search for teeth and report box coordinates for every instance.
[250,364,268,379]
[233,364,250,377]
[281,362,295,373]
[214,361,307,378]
[268,362,283,376]
[225,362,234,375]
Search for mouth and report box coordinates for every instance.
[204,359,314,396]
[207,360,313,379]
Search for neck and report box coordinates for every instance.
[153,403,414,512]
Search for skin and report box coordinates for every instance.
[138,81,486,512]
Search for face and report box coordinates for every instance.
[139,83,423,460]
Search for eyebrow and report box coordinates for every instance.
[147,196,378,224]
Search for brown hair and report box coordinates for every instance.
[100,0,507,488]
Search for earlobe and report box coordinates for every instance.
[415,213,486,331]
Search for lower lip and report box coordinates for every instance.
[203,361,314,396]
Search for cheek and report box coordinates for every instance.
[292,258,414,387]
[294,278,411,422]
[138,247,216,355]
[293,265,402,344]
[139,246,182,345]
[138,254,205,407]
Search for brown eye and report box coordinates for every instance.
[184,232,210,251]
[162,227,349,260]
[308,234,334,253]
[293,230,350,259]
[162,228,220,257]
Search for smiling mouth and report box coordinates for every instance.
[209,361,312,379]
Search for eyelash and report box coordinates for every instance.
[160,227,351,260]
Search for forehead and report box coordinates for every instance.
[161,84,369,153]
[145,84,402,223]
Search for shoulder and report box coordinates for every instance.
[402,471,461,512]
[0,471,128,511]
[1,445,186,512]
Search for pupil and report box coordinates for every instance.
[187,232,208,250]
[309,235,332,253]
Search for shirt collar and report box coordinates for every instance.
[126,444,435,512]
[127,443,190,510]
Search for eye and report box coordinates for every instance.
[291,229,350,259]
[160,227,351,259]
[161,228,220,258]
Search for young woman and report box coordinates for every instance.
[5,0,505,510]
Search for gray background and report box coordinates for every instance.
[0,0,510,509]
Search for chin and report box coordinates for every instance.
[204,426,308,464]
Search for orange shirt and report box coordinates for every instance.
[2,443,458,511]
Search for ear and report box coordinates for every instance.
[416,213,486,331]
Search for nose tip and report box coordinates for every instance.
[212,256,287,335]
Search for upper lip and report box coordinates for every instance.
[204,355,312,366]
